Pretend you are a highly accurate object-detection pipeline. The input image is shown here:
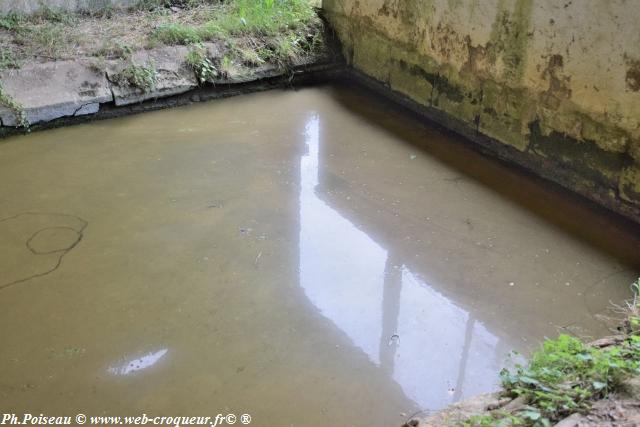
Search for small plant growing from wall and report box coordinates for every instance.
[114,62,158,93]
[185,43,218,84]
[0,83,28,128]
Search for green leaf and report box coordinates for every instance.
[520,376,540,385]
[520,409,541,420]
[592,381,607,390]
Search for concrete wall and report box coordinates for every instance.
[0,0,137,14]
[323,0,640,221]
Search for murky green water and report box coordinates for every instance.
[1,84,639,426]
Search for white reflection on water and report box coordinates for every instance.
[298,115,504,410]
[108,349,168,376]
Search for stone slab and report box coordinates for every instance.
[107,46,198,106]
[0,60,112,127]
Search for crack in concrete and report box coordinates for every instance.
[72,102,93,116]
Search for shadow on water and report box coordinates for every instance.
[327,82,640,269]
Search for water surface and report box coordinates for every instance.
[1,84,639,426]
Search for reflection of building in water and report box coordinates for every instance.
[298,115,505,410]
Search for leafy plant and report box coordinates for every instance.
[0,83,28,128]
[185,43,218,83]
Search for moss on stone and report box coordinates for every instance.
[529,120,634,190]
[629,140,640,165]
[479,79,536,151]
[322,1,640,211]
[537,106,631,154]
[620,167,640,203]
[389,57,435,106]
[432,63,482,125]
[487,0,533,84]
[351,26,393,83]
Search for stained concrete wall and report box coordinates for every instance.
[323,0,640,221]
[0,0,136,14]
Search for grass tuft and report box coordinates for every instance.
[0,83,28,128]
[185,43,218,83]
[151,0,322,69]
[0,48,19,70]
[114,62,158,92]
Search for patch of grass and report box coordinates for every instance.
[134,0,170,11]
[152,22,218,44]
[0,12,24,31]
[0,5,76,28]
[151,0,320,44]
[0,6,78,60]
[136,0,220,10]
[114,62,158,92]
[460,278,640,427]
[95,41,134,60]
[219,54,242,78]
[13,23,80,59]
[235,47,265,66]
[185,43,218,83]
[0,48,19,70]
[273,34,305,65]
[31,5,77,25]
[0,83,28,128]
[222,0,317,36]
[89,56,107,74]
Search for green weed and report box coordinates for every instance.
[31,6,77,25]
[0,12,24,31]
[185,43,218,83]
[236,47,265,66]
[95,42,134,60]
[0,83,28,128]
[219,54,240,78]
[0,48,19,70]
[151,0,319,45]
[114,62,158,92]
[14,23,79,58]
[153,22,215,44]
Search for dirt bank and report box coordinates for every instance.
[0,0,339,134]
